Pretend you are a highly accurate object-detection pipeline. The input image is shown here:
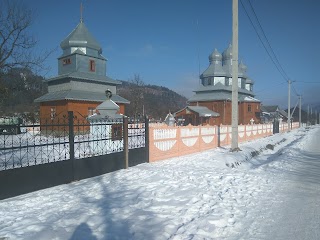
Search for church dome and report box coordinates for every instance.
[209,48,222,63]
[222,44,232,60]
[60,21,102,52]
[239,61,247,73]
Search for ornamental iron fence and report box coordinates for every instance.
[0,111,147,171]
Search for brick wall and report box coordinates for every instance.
[39,100,126,133]
[40,100,126,121]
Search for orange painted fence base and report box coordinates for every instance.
[149,122,299,163]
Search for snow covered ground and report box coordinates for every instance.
[0,126,319,240]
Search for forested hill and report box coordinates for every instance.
[0,68,47,118]
[117,80,188,120]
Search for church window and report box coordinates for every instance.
[89,60,96,72]
[202,78,208,86]
[50,107,56,120]
[238,78,242,88]
[248,104,252,112]
[214,77,225,85]
[63,58,71,65]
[79,47,86,54]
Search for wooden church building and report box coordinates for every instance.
[35,18,129,122]
[175,44,261,126]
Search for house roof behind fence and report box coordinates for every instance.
[188,106,220,117]
[175,106,220,117]
[261,105,279,113]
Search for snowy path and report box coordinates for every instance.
[0,126,319,239]
[242,126,320,240]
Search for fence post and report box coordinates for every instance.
[123,116,129,169]
[217,125,221,147]
[144,116,150,163]
[68,111,75,181]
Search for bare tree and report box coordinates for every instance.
[0,0,51,74]
[129,74,145,119]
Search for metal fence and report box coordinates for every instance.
[0,111,146,171]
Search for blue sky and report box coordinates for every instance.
[27,0,320,110]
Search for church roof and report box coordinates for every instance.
[201,62,226,77]
[60,21,102,52]
[238,61,248,78]
[245,78,254,84]
[222,44,232,60]
[58,48,106,60]
[201,45,250,78]
[188,91,231,102]
[209,49,222,63]
[47,71,121,85]
[188,90,260,103]
[34,90,130,104]
[193,82,254,96]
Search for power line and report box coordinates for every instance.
[295,81,320,84]
[239,0,288,83]
[255,82,286,93]
[246,0,290,80]
[292,84,299,96]
[240,0,302,99]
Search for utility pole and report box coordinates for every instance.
[231,0,239,151]
[287,80,291,131]
[299,95,301,128]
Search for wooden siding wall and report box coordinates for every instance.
[189,101,260,125]
[239,102,261,124]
